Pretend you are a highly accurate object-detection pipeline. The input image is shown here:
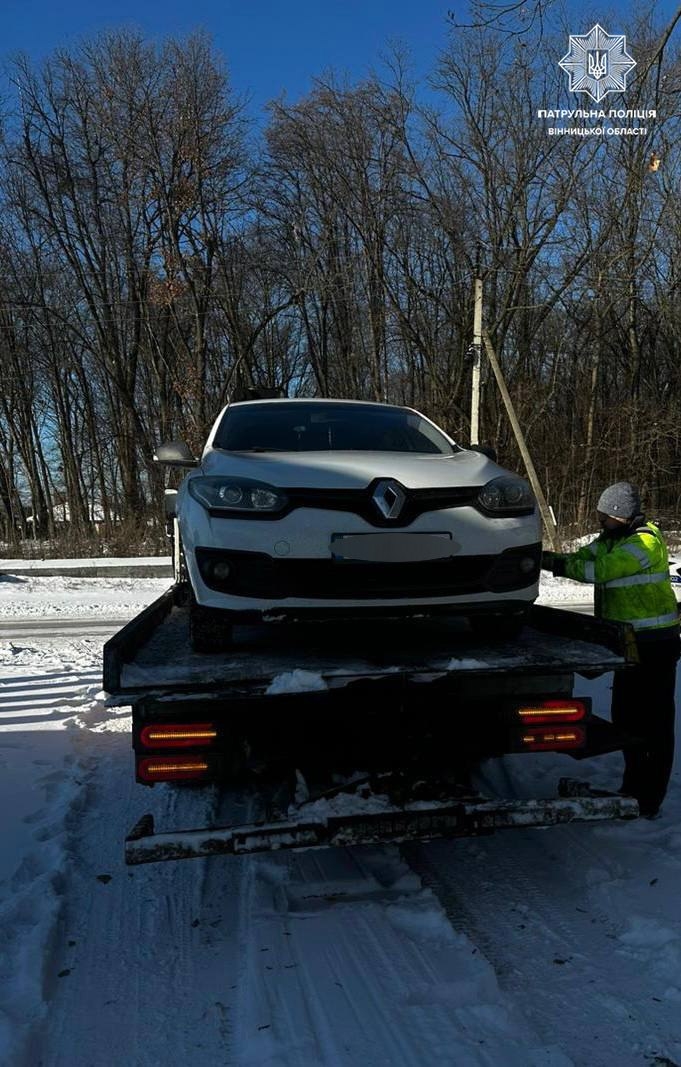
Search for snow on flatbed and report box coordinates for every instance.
[114,605,625,698]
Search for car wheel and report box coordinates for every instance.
[189,602,233,654]
[468,611,528,640]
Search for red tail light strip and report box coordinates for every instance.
[517,700,586,724]
[140,723,217,749]
[138,757,210,782]
[520,726,586,751]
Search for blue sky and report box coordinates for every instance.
[3,1,680,116]
[2,0,452,112]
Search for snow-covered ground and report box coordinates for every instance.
[2,577,681,1065]
[537,573,590,605]
[0,574,171,619]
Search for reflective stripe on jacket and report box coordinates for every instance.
[561,522,679,636]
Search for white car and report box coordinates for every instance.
[156,399,542,652]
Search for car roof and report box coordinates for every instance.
[227,398,412,410]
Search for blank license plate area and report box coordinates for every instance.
[331,532,454,563]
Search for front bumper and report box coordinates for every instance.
[194,542,541,602]
[180,501,542,612]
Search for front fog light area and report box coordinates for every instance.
[196,548,276,597]
[198,554,234,585]
[485,547,541,591]
[211,561,232,580]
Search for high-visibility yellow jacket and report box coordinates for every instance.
[560,522,679,640]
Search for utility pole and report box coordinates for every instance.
[482,328,561,552]
[470,274,483,445]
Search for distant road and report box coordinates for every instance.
[0,603,595,643]
[0,617,132,640]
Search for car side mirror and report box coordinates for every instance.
[468,443,498,463]
[154,441,198,467]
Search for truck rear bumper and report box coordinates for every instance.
[125,779,639,865]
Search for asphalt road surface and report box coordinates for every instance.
[0,617,133,640]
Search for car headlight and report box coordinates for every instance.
[188,476,289,513]
[478,476,535,515]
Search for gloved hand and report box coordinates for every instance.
[542,551,566,577]
[552,555,566,577]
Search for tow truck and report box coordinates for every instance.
[103,585,640,865]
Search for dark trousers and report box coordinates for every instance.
[611,637,680,815]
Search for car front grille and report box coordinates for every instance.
[288,485,482,527]
[207,484,484,526]
[196,545,541,600]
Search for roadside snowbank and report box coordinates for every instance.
[536,573,590,604]
[0,576,171,619]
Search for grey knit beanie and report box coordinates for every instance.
[596,481,641,520]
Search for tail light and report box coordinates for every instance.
[138,757,211,783]
[520,726,586,751]
[516,700,586,725]
[140,723,217,748]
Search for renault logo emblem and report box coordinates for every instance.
[372,479,406,520]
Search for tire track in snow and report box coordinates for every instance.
[36,728,241,1067]
[232,845,573,1067]
[407,826,681,1067]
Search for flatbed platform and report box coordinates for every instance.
[104,587,634,705]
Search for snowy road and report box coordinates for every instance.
[0,618,133,640]
[3,577,681,1066]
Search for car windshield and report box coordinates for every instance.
[213,402,456,454]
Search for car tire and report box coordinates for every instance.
[189,602,233,654]
[468,611,528,640]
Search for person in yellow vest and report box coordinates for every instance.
[543,482,680,818]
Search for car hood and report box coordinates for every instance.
[198,448,500,490]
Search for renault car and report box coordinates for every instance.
[156,399,541,651]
